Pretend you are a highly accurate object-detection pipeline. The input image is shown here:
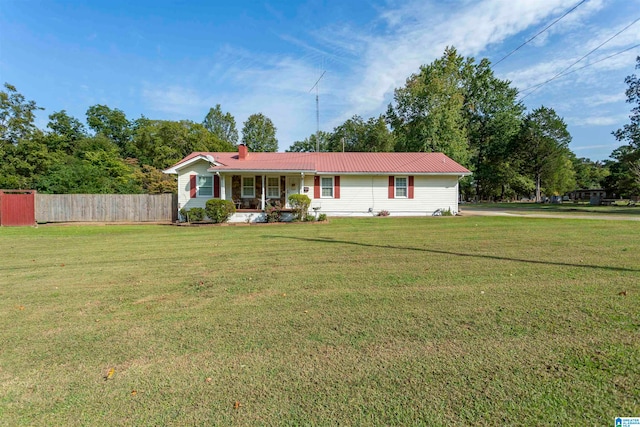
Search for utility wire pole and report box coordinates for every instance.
[309,70,326,152]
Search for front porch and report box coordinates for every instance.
[223,174,305,211]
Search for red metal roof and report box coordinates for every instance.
[166,150,471,175]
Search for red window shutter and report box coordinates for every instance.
[334,176,340,199]
[388,176,394,199]
[314,176,320,198]
[213,175,220,198]
[409,176,414,199]
[190,175,197,198]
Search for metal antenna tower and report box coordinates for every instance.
[309,70,326,152]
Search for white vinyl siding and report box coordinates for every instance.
[307,175,460,215]
[321,177,334,198]
[177,160,214,211]
[242,177,255,198]
[266,177,280,198]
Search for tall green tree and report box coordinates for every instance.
[287,131,331,152]
[203,104,238,146]
[35,135,142,194]
[46,110,87,154]
[464,58,525,199]
[329,115,394,152]
[131,119,233,169]
[605,56,640,197]
[241,113,278,152]
[387,47,471,166]
[86,104,132,154]
[0,83,46,189]
[0,83,43,147]
[571,156,609,190]
[516,106,574,201]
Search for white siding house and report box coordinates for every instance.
[164,145,471,222]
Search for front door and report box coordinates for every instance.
[285,176,298,208]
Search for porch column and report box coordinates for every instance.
[300,173,304,196]
[220,175,226,200]
[261,175,266,210]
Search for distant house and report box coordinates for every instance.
[164,144,471,222]
[566,189,607,202]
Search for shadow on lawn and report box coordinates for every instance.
[269,235,640,273]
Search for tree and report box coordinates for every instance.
[387,47,471,166]
[516,106,574,201]
[464,58,525,200]
[131,119,233,169]
[241,113,278,152]
[0,83,43,147]
[606,56,640,197]
[46,110,87,154]
[571,156,609,190]
[86,104,132,154]
[329,115,394,152]
[287,131,331,152]
[203,104,238,146]
[35,135,142,194]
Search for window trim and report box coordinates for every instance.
[266,176,280,199]
[196,175,213,197]
[320,176,334,198]
[241,176,255,198]
[395,176,408,198]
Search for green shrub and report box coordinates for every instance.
[317,213,327,221]
[288,194,311,221]
[179,207,188,222]
[441,208,453,216]
[304,214,316,222]
[265,201,282,223]
[180,207,205,222]
[205,199,236,223]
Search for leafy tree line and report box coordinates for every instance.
[290,47,639,201]
[603,56,640,198]
[0,86,279,193]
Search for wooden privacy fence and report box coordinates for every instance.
[36,194,178,223]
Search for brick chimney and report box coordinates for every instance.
[238,143,248,160]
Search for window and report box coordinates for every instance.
[395,176,407,198]
[321,177,333,198]
[197,175,213,197]
[266,177,280,198]
[242,177,255,198]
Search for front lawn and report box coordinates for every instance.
[0,217,638,425]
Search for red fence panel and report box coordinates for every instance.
[0,190,36,226]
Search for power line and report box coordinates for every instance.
[493,0,588,67]
[518,43,640,95]
[519,17,640,100]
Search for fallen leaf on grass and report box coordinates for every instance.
[233,401,241,409]
[131,390,137,396]
[60,264,65,267]
[104,368,115,380]
[17,305,25,310]
[618,290,627,296]
[205,377,212,383]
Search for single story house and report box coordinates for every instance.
[164,144,471,222]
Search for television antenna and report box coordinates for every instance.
[309,70,326,152]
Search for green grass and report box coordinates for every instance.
[464,202,640,216]
[0,217,638,425]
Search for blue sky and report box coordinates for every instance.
[1,0,639,160]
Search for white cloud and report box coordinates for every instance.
[569,114,628,126]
